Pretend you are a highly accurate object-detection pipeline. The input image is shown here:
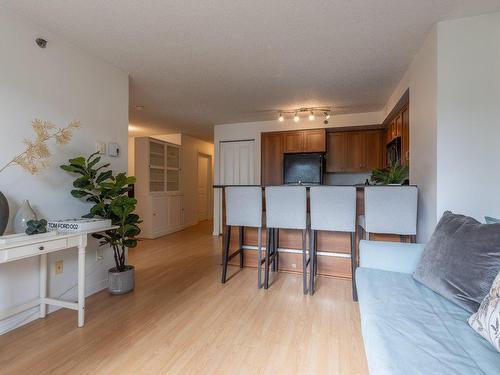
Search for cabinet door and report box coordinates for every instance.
[345,131,364,171]
[364,130,383,170]
[395,113,403,138]
[261,133,284,185]
[151,196,168,234]
[167,195,183,229]
[326,132,346,172]
[284,131,303,153]
[303,129,326,152]
[401,106,410,166]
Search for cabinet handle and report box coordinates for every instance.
[39,246,44,251]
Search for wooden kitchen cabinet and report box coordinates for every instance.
[401,106,409,166]
[284,131,303,153]
[303,129,326,152]
[284,129,326,153]
[326,132,347,172]
[326,129,384,173]
[261,132,284,185]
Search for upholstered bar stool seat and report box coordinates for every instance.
[265,186,309,293]
[222,186,264,287]
[310,186,357,298]
[358,186,418,242]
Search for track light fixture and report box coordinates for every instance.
[276,107,332,122]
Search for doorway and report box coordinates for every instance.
[197,153,211,222]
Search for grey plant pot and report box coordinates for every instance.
[108,265,135,295]
[0,192,9,236]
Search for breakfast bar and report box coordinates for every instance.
[215,184,412,280]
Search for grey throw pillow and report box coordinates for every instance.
[413,211,500,312]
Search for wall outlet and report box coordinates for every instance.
[55,260,63,275]
[95,141,106,155]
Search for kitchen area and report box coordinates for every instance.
[216,95,410,280]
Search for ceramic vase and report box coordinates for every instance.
[0,192,8,236]
[13,200,37,234]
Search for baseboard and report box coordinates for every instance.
[0,278,108,335]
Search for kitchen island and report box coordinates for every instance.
[214,184,405,280]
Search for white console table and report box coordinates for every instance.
[0,228,116,328]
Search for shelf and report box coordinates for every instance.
[150,151,164,156]
[149,165,165,169]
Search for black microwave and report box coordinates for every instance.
[387,137,401,166]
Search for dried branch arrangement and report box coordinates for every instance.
[0,119,80,175]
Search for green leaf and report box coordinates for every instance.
[68,156,86,167]
[126,176,137,185]
[71,189,91,198]
[87,155,101,170]
[87,151,100,162]
[60,164,86,174]
[96,170,113,184]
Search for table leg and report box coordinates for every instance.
[39,253,47,318]
[77,245,86,327]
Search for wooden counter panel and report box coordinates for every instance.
[228,249,351,279]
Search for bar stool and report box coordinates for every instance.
[309,186,357,298]
[222,186,264,287]
[358,186,418,242]
[265,186,309,294]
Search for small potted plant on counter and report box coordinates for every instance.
[61,153,141,294]
[370,162,409,185]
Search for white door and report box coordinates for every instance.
[197,155,210,221]
[219,140,255,184]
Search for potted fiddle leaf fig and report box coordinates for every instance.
[371,162,409,185]
[61,152,141,294]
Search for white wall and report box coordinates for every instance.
[384,27,438,242]
[213,111,383,233]
[436,12,500,221]
[181,135,214,227]
[0,8,129,334]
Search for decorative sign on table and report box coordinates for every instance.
[47,218,112,233]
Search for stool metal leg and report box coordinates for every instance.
[274,228,279,272]
[257,227,263,288]
[264,228,272,289]
[221,225,232,283]
[309,229,315,295]
[272,228,278,272]
[239,226,244,268]
[351,232,358,301]
[314,230,318,276]
[302,229,308,295]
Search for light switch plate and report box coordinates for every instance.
[108,142,120,157]
[55,260,63,275]
[95,141,106,155]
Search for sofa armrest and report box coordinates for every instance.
[359,240,425,274]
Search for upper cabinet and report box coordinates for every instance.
[261,132,284,185]
[283,129,326,153]
[325,129,384,173]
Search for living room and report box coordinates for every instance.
[0,1,499,374]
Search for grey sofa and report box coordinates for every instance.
[356,240,500,374]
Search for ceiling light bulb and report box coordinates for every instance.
[294,113,299,122]
[279,113,284,122]
[309,112,315,121]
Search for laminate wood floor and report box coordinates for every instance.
[0,221,368,375]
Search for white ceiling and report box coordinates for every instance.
[2,1,500,140]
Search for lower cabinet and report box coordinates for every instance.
[136,193,185,239]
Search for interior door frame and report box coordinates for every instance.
[197,152,213,223]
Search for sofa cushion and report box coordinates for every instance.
[485,216,500,224]
[468,270,500,353]
[357,267,500,375]
[413,211,500,312]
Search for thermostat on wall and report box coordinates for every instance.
[108,142,120,157]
